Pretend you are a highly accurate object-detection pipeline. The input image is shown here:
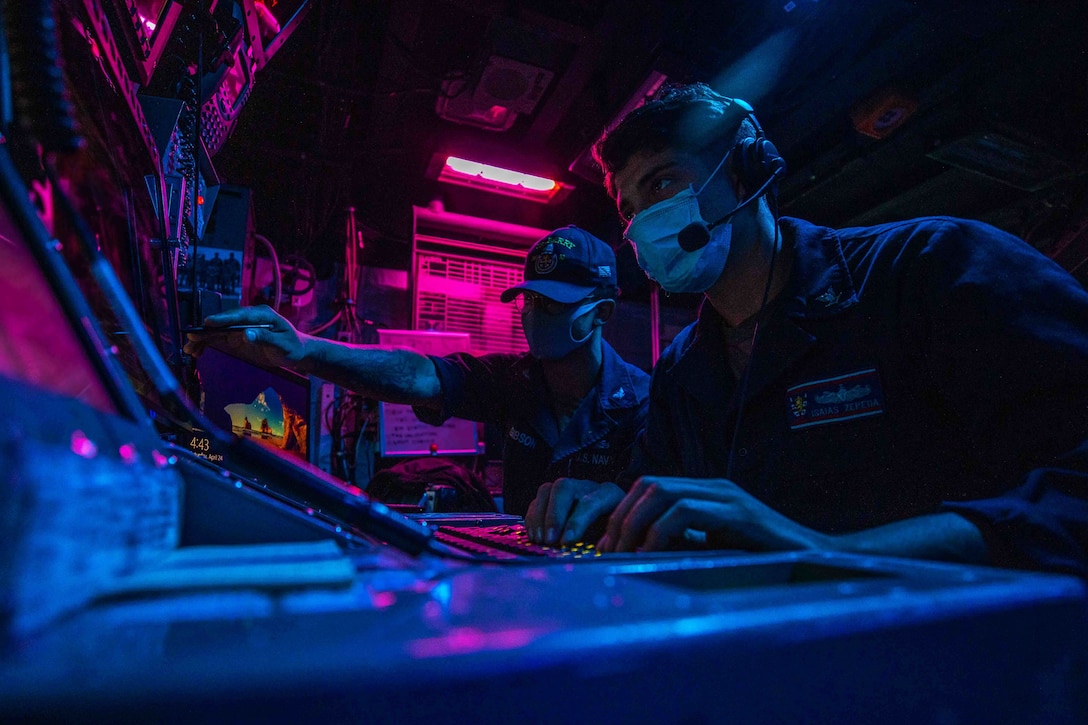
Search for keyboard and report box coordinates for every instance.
[434,523,600,561]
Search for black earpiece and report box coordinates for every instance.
[733,137,786,189]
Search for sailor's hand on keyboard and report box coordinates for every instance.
[596,475,825,554]
[183,306,307,370]
[525,478,624,546]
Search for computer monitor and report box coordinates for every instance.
[181,184,253,313]
[194,347,321,467]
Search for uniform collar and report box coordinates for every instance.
[596,340,642,413]
[670,217,857,405]
[685,216,858,342]
[523,339,642,452]
[518,340,639,406]
[548,340,640,460]
[520,341,641,405]
[777,216,858,319]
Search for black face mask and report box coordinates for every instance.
[522,299,603,360]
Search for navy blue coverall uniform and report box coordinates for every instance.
[417,341,650,517]
[623,216,1088,575]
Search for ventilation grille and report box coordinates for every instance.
[415,252,527,355]
[473,56,554,115]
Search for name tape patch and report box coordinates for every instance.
[787,368,885,431]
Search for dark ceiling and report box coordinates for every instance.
[214,0,1088,291]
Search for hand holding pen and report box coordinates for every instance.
[182,323,275,334]
[182,306,308,371]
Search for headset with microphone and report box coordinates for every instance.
[676,99,787,253]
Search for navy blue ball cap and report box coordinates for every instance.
[500,226,617,304]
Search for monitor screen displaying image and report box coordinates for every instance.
[195,347,319,466]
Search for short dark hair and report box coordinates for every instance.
[593,82,758,199]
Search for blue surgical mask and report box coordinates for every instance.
[522,299,604,360]
[623,150,733,293]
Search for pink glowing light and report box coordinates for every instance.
[407,626,543,659]
[118,443,139,464]
[444,156,557,191]
[151,449,173,468]
[70,430,98,458]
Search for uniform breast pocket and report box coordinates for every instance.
[778,413,896,481]
[772,367,894,480]
[764,413,905,531]
[740,367,908,531]
[566,444,620,481]
[565,448,617,476]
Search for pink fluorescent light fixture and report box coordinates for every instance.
[445,156,556,191]
[437,155,571,203]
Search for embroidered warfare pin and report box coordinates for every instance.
[786,368,885,431]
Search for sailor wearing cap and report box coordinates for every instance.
[187,225,649,535]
